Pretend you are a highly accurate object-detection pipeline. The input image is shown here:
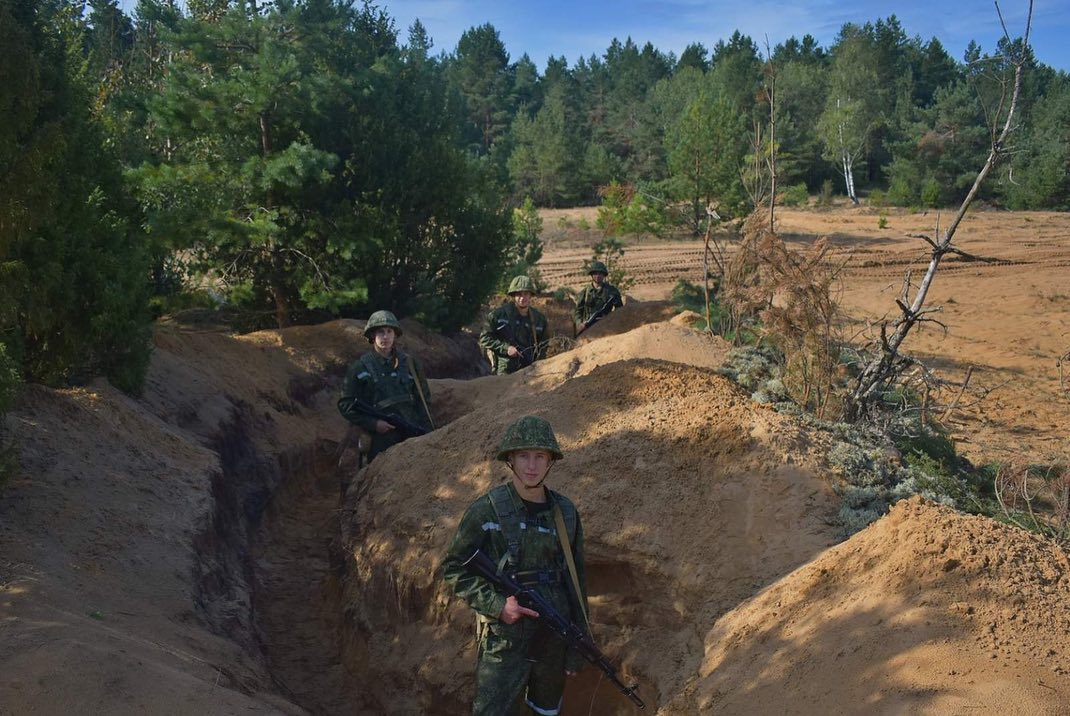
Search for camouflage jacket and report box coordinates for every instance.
[441,482,588,670]
[337,350,432,433]
[574,282,623,325]
[478,302,549,374]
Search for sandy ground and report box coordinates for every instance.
[1,206,1068,715]
[547,206,1070,466]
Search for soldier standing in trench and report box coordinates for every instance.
[441,416,588,716]
[479,276,550,375]
[337,310,433,463]
[573,260,623,334]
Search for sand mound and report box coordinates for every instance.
[432,322,731,425]
[663,497,1070,714]
[339,358,840,713]
[0,381,300,714]
[575,298,679,341]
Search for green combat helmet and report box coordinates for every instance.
[587,260,609,276]
[364,310,402,341]
[496,415,564,461]
[507,275,536,295]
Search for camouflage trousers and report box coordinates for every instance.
[473,620,568,716]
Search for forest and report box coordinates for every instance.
[1,0,1067,404]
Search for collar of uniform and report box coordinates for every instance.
[505,480,554,512]
[368,349,401,369]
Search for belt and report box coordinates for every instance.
[513,569,563,586]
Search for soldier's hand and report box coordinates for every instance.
[375,420,395,434]
[506,345,520,358]
[499,595,538,624]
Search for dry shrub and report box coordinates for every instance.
[720,211,846,419]
[995,460,1070,546]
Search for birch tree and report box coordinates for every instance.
[818,27,880,203]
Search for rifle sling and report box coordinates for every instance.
[405,356,435,429]
[553,503,590,631]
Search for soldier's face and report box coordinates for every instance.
[510,449,553,488]
[592,272,606,285]
[373,327,396,353]
[512,291,533,309]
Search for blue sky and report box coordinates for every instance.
[117,1,1069,71]
[378,0,1068,71]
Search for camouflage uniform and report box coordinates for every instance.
[573,261,623,327]
[441,418,588,715]
[338,312,432,462]
[479,303,549,375]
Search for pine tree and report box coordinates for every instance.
[1,0,151,392]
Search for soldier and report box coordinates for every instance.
[337,310,433,463]
[441,416,588,716]
[479,276,549,375]
[573,260,623,334]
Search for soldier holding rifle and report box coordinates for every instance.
[441,416,587,715]
[479,276,550,374]
[573,260,622,336]
[441,417,643,714]
[337,310,433,463]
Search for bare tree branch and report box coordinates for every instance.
[844,1,1033,421]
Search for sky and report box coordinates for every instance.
[377,0,1069,71]
[117,1,1070,72]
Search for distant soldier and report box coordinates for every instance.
[441,415,588,716]
[573,260,623,335]
[479,276,549,375]
[338,310,433,463]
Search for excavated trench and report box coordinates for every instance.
[195,400,669,715]
[194,401,370,714]
[188,322,829,714]
[250,439,355,714]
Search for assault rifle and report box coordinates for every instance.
[341,397,429,440]
[575,297,618,338]
[463,549,645,710]
[494,317,548,368]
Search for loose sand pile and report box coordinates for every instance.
[663,497,1070,714]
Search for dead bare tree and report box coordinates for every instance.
[843,0,1034,422]
[1058,348,1070,401]
[701,205,722,334]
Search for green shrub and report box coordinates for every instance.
[779,183,810,207]
[596,182,669,237]
[0,345,19,415]
[718,346,787,403]
[817,179,835,207]
[0,345,20,490]
[887,176,918,206]
[671,279,706,313]
[552,287,574,302]
[921,177,942,208]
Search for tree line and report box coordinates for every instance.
[1,0,1066,403]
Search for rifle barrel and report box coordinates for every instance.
[462,549,645,709]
